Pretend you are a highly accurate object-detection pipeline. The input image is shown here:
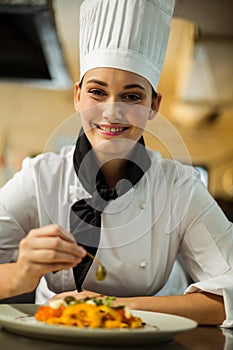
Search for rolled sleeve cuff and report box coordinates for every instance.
[184,273,233,328]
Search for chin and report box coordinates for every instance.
[93,138,135,161]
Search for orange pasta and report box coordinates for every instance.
[35,296,144,329]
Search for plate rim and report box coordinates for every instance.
[0,304,197,345]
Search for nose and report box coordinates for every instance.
[101,102,125,123]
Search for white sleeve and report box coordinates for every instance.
[179,180,233,328]
[0,157,39,263]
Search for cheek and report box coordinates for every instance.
[80,112,93,132]
[127,107,150,129]
[79,100,95,112]
[77,91,99,111]
[80,105,102,131]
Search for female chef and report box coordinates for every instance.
[0,0,233,327]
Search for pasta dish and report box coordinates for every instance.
[35,296,144,329]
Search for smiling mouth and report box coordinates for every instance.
[95,124,129,134]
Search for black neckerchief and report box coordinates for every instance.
[70,128,151,291]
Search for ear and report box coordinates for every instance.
[74,82,81,111]
[148,93,162,120]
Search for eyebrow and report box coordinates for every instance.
[86,79,108,87]
[86,79,146,91]
[123,84,146,91]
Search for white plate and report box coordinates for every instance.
[0,304,197,345]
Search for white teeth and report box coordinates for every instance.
[99,126,124,133]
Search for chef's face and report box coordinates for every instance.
[74,67,161,159]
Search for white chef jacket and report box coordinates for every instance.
[0,145,233,327]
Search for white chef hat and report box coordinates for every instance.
[79,0,175,92]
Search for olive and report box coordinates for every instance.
[86,251,107,281]
[64,296,76,305]
[96,263,107,281]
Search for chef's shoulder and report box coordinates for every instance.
[147,149,201,185]
[21,145,75,173]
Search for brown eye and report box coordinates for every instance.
[122,93,142,103]
[89,89,106,96]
